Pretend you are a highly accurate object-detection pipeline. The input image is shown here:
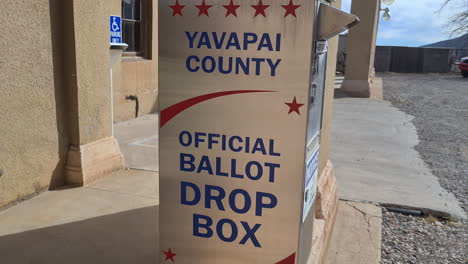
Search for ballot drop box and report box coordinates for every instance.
[158,0,358,263]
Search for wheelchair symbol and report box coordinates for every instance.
[111,17,120,32]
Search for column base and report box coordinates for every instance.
[65,137,124,186]
[311,160,339,264]
[341,78,383,99]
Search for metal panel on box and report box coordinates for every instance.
[158,0,358,263]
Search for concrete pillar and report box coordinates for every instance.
[341,0,382,98]
[55,0,124,185]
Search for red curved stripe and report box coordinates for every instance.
[276,253,296,264]
[160,90,274,128]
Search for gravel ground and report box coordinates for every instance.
[382,210,467,264]
[380,73,468,264]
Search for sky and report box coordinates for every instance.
[341,0,460,47]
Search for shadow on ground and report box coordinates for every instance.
[0,206,159,264]
[333,89,351,99]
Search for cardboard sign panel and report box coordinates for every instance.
[159,0,316,263]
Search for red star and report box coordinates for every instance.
[196,0,213,16]
[163,248,176,263]
[285,97,304,115]
[281,0,300,17]
[251,0,270,17]
[169,0,185,16]
[223,0,240,17]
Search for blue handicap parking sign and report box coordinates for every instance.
[110,16,122,44]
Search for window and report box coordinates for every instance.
[122,0,152,58]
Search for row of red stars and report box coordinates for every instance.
[169,0,301,17]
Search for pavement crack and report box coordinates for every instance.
[345,202,381,247]
[346,201,382,219]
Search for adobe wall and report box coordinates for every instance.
[0,0,62,208]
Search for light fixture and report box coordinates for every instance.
[382,0,395,6]
[380,0,394,21]
[381,7,391,21]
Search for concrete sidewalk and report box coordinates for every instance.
[114,114,159,172]
[324,201,382,264]
[0,169,159,264]
[330,97,466,218]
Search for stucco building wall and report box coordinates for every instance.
[345,0,379,80]
[0,0,62,207]
[72,0,115,145]
[0,0,128,208]
[341,0,380,97]
[114,2,159,122]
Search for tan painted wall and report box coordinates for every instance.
[72,0,115,144]
[344,0,379,80]
[114,1,159,122]
[0,0,126,208]
[0,0,62,208]
[319,0,342,174]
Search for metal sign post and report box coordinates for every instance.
[158,1,358,263]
